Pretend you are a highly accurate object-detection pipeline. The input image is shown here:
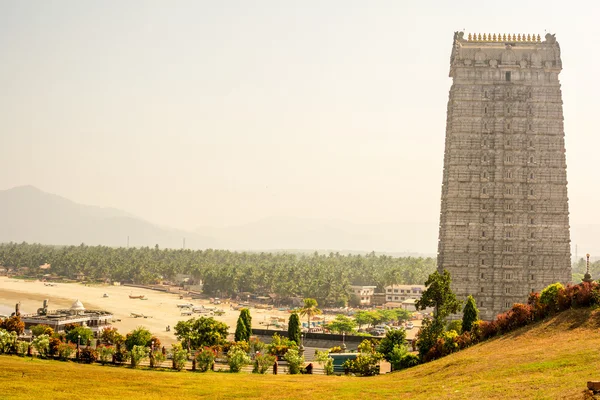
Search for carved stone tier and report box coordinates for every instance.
[438,32,571,320]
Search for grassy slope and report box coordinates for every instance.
[2,308,600,400]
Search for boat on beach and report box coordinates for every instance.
[129,295,145,299]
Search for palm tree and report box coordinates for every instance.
[298,298,322,331]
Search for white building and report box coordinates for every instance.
[384,284,425,303]
[350,285,377,306]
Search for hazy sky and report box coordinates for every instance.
[1,1,599,254]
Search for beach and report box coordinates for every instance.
[0,277,292,346]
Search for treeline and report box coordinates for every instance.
[0,242,436,306]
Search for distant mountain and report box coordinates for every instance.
[0,185,217,249]
[0,186,438,254]
[197,216,438,255]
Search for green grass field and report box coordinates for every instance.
[2,308,600,400]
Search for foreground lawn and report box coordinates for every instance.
[2,309,600,400]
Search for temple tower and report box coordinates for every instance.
[437,32,571,320]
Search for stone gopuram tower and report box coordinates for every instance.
[438,32,571,320]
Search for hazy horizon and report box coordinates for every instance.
[3,2,600,255]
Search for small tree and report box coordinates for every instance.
[234,312,249,342]
[343,339,383,376]
[0,316,25,335]
[100,327,124,345]
[287,313,301,345]
[283,348,304,374]
[79,347,98,364]
[298,298,321,331]
[151,349,166,368]
[377,329,406,362]
[327,315,357,334]
[174,317,228,350]
[462,295,479,333]
[65,326,93,345]
[124,327,153,351]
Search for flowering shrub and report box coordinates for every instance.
[283,348,305,375]
[0,329,17,354]
[227,346,251,373]
[195,347,216,372]
[16,341,29,356]
[328,346,343,354]
[267,333,297,358]
[79,347,98,364]
[57,342,76,361]
[32,334,50,358]
[97,344,115,364]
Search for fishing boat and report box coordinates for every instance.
[129,295,145,299]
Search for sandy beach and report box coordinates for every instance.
[0,277,292,346]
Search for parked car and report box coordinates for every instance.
[406,322,414,330]
[372,328,386,336]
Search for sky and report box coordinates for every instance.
[1,1,599,255]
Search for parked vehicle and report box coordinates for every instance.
[406,322,414,330]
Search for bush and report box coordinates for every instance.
[65,326,93,345]
[283,348,304,375]
[227,346,251,373]
[79,347,98,364]
[16,341,29,356]
[398,353,420,369]
[540,283,564,312]
[248,337,265,353]
[267,333,297,358]
[130,345,148,367]
[171,343,188,371]
[97,344,115,364]
[315,350,334,375]
[0,329,17,354]
[48,336,62,357]
[150,349,166,368]
[31,324,54,337]
[388,344,408,370]
[113,344,130,364]
[343,352,383,376]
[446,320,462,334]
[32,334,50,358]
[328,346,343,354]
[57,342,76,361]
[195,347,216,372]
[253,352,276,374]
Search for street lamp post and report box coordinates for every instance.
[77,335,81,359]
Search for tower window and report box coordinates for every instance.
[482,217,486,223]
[482,188,487,194]
[506,273,512,279]
[506,71,511,81]
[482,231,486,237]
[481,259,485,265]
[531,274,535,280]
[530,189,535,195]
[481,272,485,278]
[530,232,535,238]
[530,260,534,266]
[481,287,484,292]
[505,287,512,293]
[530,218,534,224]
